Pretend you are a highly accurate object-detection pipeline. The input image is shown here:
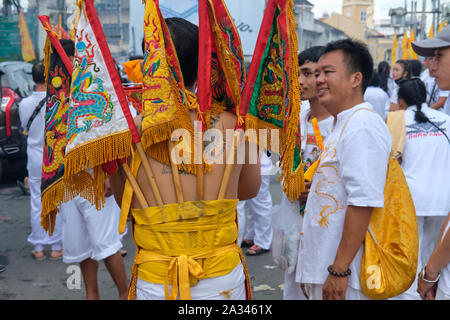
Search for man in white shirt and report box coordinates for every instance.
[297,39,392,300]
[279,46,333,300]
[412,24,450,301]
[19,62,63,261]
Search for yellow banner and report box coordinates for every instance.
[391,33,397,65]
[429,23,434,39]
[18,11,37,62]
[409,29,418,60]
[402,30,409,60]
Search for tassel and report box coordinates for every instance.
[278,0,306,202]
[64,130,132,179]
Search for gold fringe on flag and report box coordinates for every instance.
[41,171,99,235]
[208,2,244,125]
[278,0,305,202]
[63,129,132,207]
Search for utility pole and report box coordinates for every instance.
[117,0,122,46]
[420,0,427,40]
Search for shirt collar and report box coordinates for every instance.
[335,102,371,124]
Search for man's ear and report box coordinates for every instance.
[351,72,363,90]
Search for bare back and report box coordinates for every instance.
[111,109,261,209]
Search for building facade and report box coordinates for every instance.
[294,0,346,52]
[342,0,374,29]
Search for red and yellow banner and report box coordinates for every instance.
[243,0,305,201]
[18,11,37,62]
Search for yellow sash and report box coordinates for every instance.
[128,199,249,300]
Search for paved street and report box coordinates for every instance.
[0,170,286,300]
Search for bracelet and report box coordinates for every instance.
[327,265,352,277]
[419,267,440,284]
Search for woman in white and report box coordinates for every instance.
[364,73,390,121]
[389,60,412,111]
[392,78,450,299]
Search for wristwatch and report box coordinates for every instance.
[419,266,440,284]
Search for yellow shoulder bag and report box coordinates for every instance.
[359,109,419,299]
[305,108,419,299]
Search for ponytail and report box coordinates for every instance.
[398,78,450,144]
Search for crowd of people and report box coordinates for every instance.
[8,14,450,301]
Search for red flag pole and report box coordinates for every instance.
[196,0,214,200]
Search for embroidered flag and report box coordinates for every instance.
[140,0,195,173]
[18,11,37,62]
[123,85,143,115]
[198,0,246,131]
[64,0,135,201]
[38,15,94,234]
[243,0,304,202]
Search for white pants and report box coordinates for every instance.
[27,161,63,252]
[237,175,273,250]
[391,215,447,300]
[136,263,247,300]
[60,195,122,263]
[303,283,370,300]
[283,267,307,300]
[436,287,450,300]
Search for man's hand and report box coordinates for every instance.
[322,274,349,300]
[417,277,437,300]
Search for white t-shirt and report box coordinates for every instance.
[18,91,46,178]
[390,82,399,105]
[387,77,396,98]
[296,102,392,290]
[260,151,273,176]
[18,91,46,153]
[443,93,450,116]
[364,86,390,121]
[299,108,334,171]
[401,104,450,217]
[438,218,450,296]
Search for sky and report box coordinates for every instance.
[309,0,410,20]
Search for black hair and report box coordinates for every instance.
[322,38,373,93]
[298,46,325,66]
[398,78,450,143]
[377,61,390,94]
[410,59,423,77]
[32,61,45,84]
[165,17,199,88]
[368,71,381,88]
[395,59,412,80]
[59,39,75,57]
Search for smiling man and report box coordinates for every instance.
[297,39,392,300]
[280,46,333,300]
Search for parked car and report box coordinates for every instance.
[0,61,33,182]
